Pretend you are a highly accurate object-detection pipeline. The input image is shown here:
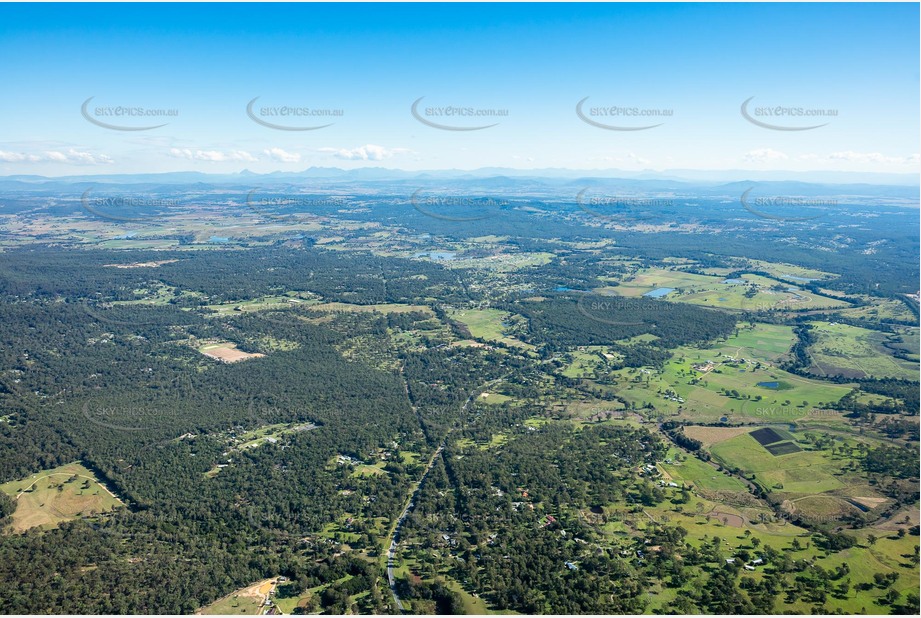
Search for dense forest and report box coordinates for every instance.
[0,247,503,612]
[0,188,916,614]
[507,294,738,355]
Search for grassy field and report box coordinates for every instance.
[448,308,533,349]
[704,429,898,529]
[659,450,748,491]
[636,502,919,614]
[838,299,919,323]
[744,259,836,283]
[203,291,320,315]
[611,334,852,424]
[605,267,848,312]
[682,273,848,312]
[710,432,846,493]
[682,425,752,448]
[199,578,275,615]
[806,321,919,380]
[444,578,493,614]
[235,422,317,449]
[609,268,718,298]
[311,302,434,315]
[478,391,513,405]
[711,323,797,362]
[0,462,123,532]
[559,347,622,378]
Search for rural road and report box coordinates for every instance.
[386,376,505,612]
[656,423,759,493]
[386,441,445,612]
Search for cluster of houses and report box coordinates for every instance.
[638,462,684,488]
[258,577,290,615]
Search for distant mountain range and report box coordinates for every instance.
[1,166,917,184]
[0,168,917,200]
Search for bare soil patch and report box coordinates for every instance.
[200,343,265,363]
[683,425,750,447]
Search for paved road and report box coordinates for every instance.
[386,442,445,612]
[385,378,504,612]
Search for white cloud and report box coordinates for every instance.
[168,148,257,162]
[263,147,301,163]
[0,150,32,162]
[318,144,409,161]
[742,148,789,163]
[0,149,112,165]
[625,153,650,165]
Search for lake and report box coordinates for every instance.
[783,274,815,282]
[643,287,674,298]
[414,251,456,261]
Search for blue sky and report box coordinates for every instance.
[0,2,918,176]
